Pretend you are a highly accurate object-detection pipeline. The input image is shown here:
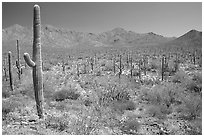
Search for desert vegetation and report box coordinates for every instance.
[2,5,202,135]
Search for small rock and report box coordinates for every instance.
[28,119,36,123]
[21,121,29,125]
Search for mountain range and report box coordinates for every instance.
[2,24,202,52]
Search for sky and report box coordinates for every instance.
[2,2,202,37]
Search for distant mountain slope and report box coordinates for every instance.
[2,24,176,50]
[166,29,202,47]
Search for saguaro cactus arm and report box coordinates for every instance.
[24,53,36,67]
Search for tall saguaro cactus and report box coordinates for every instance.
[77,64,80,77]
[174,53,179,72]
[193,50,196,65]
[118,54,124,79]
[113,55,116,74]
[8,51,14,91]
[62,60,66,72]
[23,5,44,119]
[3,58,8,81]
[130,55,133,78]
[90,57,94,72]
[16,40,22,80]
[138,59,141,80]
[161,55,165,81]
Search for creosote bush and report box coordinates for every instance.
[52,88,80,101]
[111,100,136,114]
[171,70,187,83]
[121,114,141,134]
[174,94,202,120]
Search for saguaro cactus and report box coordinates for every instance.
[118,54,124,79]
[161,55,165,81]
[130,55,133,78]
[174,53,179,72]
[8,51,14,91]
[3,58,8,81]
[113,55,116,74]
[23,5,43,119]
[90,57,94,72]
[77,64,80,77]
[83,63,87,74]
[193,50,196,65]
[16,40,22,80]
[143,55,147,75]
[138,59,141,80]
[126,52,129,68]
[62,60,65,72]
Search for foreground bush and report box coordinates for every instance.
[52,88,80,101]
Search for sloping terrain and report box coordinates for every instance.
[165,29,202,48]
[2,24,176,51]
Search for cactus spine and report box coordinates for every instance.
[8,51,14,91]
[23,5,43,119]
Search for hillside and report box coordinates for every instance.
[2,24,175,50]
[165,29,202,47]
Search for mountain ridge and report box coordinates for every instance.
[2,24,201,50]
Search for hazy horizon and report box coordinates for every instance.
[2,2,202,37]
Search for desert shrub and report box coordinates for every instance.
[166,59,177,74]
[111,100,136,114]
[171,71,201,94]
[52,88,80,101]
[186,118,202,135]
[17,69,34,98]
[83,99,93,106]
[188,72,202,93]
[99,86,131,106]
[139,82,185,110]
[121,115,141,134]
[45,105,116,135]
[2,100,16,120]
[2,95,27,121]
[185,64,197,71]
[103,61,113,71]
[185,80,201,94]
[2,90,11,98]
[148,59,160,70]
[42,62,52,71]
[144,104,171,119]
[132,70,140,77]
[142,78,155,86]
[92,68,101,76]
[192,72,202,85]
[45,115,70,132]
[171,70,187,83]
[175,94,202,120]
